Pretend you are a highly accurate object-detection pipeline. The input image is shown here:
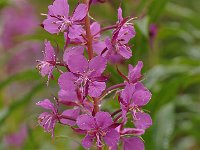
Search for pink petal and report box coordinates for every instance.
[117,26,136,44]
[118,45,132,59]
[95,111,113,130]
[68,25,83,39]
[123,137,144,150]
[121,128,145,136]
[104,129,120,147]
[118,7,123,21]
[128,61,143,83]
[88,81,106,97]
[44,41,55,61]
[92,41,106,55]
[72,4,87,21]
[48,0,69,18]
[60,108,80,126]
[58,72,76,90]
[43,17,60,34]
[39,63,54,77]
[90,22,101,37]
[76,114,96,130]
[133,112,152,130]
[132,83,152,106]
[67,55,88,73]
[36,99,55,111]
[58,89,77,103]
[63,46,84,64]
[120,84,135,105]
[89,56,107,77]
[82,134,94,149]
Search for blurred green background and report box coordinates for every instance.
[0,0,200,149]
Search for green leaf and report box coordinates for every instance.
[0,83,44,125]
[0,70,40,91]
[154,102,175,150]
[148,0,170,22]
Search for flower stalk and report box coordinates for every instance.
[83,0,93,60]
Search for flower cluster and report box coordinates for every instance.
[36,0,152,149]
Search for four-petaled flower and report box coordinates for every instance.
[37,99,80,137]
[104,7,136,61]
[119,83,152,129]
[37,41,56,85]
[43,0,87,39]
[76,111,120,149]
[59,55,107,98]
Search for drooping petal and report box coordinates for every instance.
[68,25,83,39]
[43,17,60,34]
[58,72,76,90]
[58,89,77,104]
[118,45,132,59]
[82,134,94,149]
[104,129,120,147]
[88,81,106,97]
[123,137,144,150]
[132,83,152,106]
[72,4,87,21]
[38,112,57,135]
[76,114,96,130]
[63,46,84,64]
[133,112,152,130]
[36,99,55,111]
[67,55,88,73]
[44,41,56,61]
[128,61,143,83]
[89,56,107,77]
[95,111,113,130]
[48,0,69,17]
[60,108,80,126]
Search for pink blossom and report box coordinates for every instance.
[43,0,87,39]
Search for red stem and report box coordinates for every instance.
[92,25,117,37]
[59,115,76,121]
[83,0,93,60]
[114,114,122,122]
[97,83,126,101]
[111,109,122,117]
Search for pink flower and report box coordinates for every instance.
[66,22,106,55]
[37,99,80,137]
[59,55,107,98]
[43,0,87,39]
[76,111,120,149]
[104,7,136,61]
[119,83,152,129]
[37,41,56,84]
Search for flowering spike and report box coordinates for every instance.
[36,1,152,149]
